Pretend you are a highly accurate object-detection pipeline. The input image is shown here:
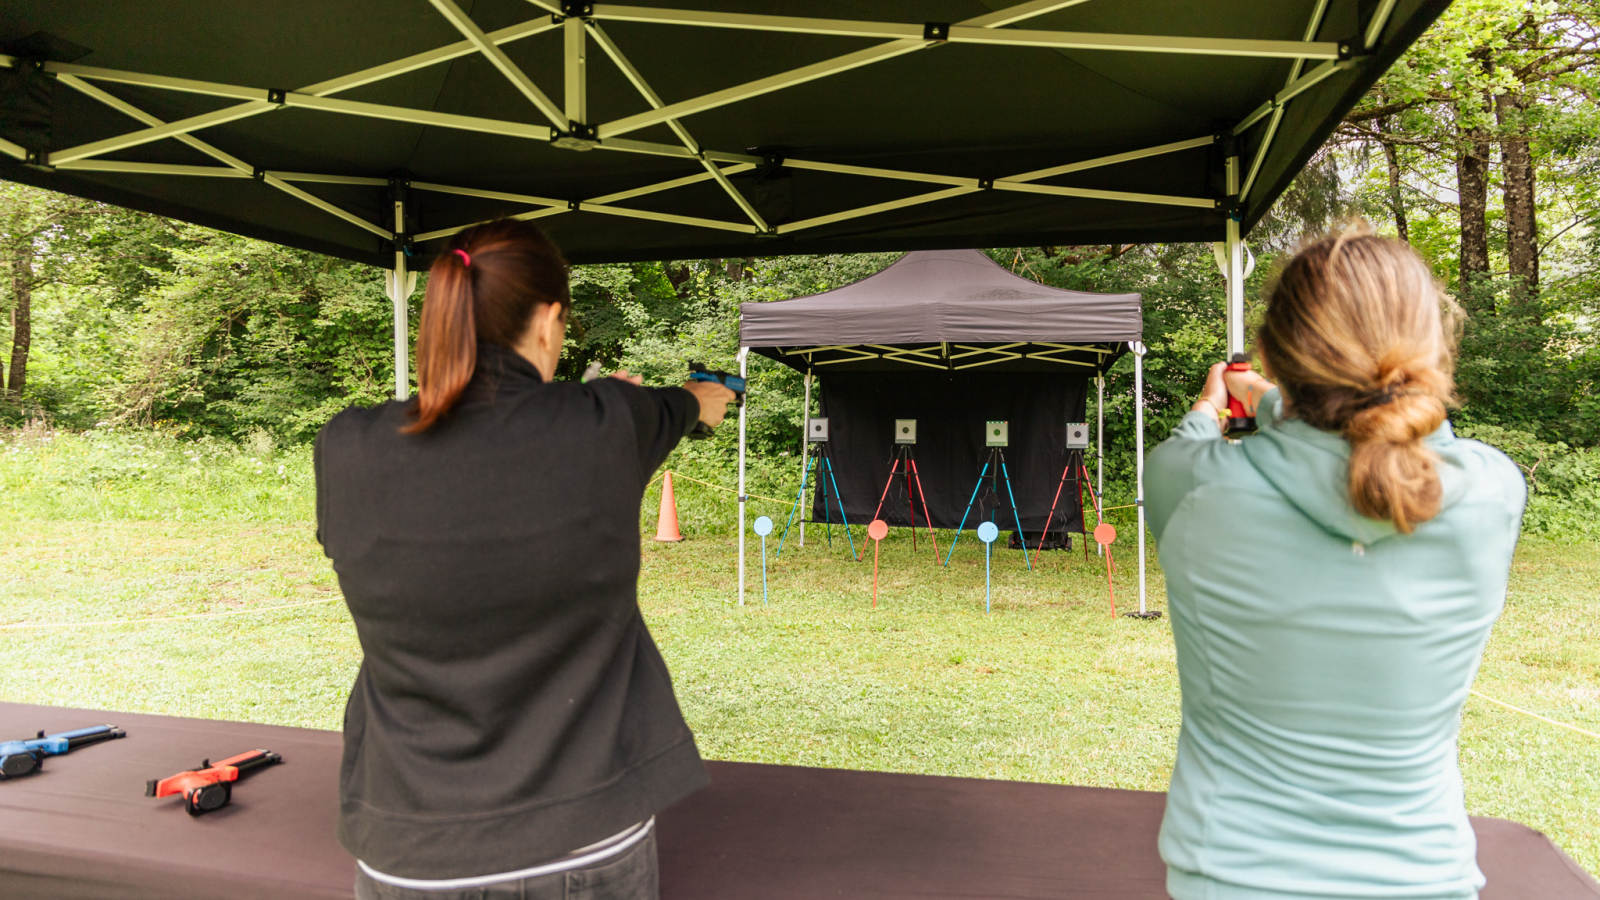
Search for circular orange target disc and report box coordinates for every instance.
[1093,523,1118,546]
[868,519,889,541]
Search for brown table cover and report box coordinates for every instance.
[1,702,1595,900]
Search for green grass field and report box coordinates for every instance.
[1,429,1598,872]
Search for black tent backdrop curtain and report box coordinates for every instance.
[811,371,1089,540]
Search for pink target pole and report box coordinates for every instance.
[868,519,888,608]
[1094,523,1118,618]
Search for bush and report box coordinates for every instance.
[0,424,313,522]
[1456,423,1600,540]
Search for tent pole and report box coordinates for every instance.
[738,348,750,606]
[799,369,812,547]
[1096,372,1104,557]
[390,198,411,401]
[1132,342,1147,614]
[1225,155,1245,357]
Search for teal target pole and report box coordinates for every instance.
[753,516,774,605]
[978,521,999,614]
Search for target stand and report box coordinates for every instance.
[1033,449,1100,568]
[945,445,1030,571]
[777,428,858,561]
[871,443,939,564]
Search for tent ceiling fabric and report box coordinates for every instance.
[742,248,1139,373]
[0,0,1448,267]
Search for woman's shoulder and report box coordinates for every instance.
[316,401,409,451]
[1436,428,1529,512]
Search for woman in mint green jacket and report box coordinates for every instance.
[1146,231,1526,900]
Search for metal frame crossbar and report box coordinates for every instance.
[775,342,1117,372]
[1,0,1365,253]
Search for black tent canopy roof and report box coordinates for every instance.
[741,248,1139,373]
[0,0,1448,267]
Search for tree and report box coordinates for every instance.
[0,184,107,403]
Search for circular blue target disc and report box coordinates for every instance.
[753,516,774,537]
[977,521,1000,544]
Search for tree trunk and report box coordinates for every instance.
[1378,117,1409,244]
[8,237,32,396]
[1496,91,1538,300]
[1456,110,1492,308]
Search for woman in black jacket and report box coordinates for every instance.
[315,220,734,900]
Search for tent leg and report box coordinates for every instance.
[1132,342,1148,615]
[1096,374,1104,557]
[388,198,413,401]
[1225,155,1246,358]
[799,370,811,547]
[738,348,749,606]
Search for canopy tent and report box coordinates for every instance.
[738,248,1152,608]
[0,0,1451,602]
[742,249,1141,372]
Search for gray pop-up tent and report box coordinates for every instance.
[738,248,1153,607]
[0,0,1451,601]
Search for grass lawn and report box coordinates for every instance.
[1,431,1597,872]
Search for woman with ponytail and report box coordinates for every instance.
[314,220,735,900]
[1146,227,1527,900]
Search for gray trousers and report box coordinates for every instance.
[354,830,658,900]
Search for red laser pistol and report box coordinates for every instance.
[1225,353,1258,434]
[146,749,282,816]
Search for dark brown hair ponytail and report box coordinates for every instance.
[1258,227,1458,533]
[403,219,570,434]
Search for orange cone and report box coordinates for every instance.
[654,471,684,542]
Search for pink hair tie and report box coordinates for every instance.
[453,248,472,267]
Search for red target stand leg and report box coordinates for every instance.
[868,519,889,608]
[1093,522,1118,618]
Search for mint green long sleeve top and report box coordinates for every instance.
[1146,390,1526,900]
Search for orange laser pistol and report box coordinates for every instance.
[146,749,282,816]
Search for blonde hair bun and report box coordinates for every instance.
[1257,226,1458,534]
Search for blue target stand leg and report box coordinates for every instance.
[978,521,1000,613]
[753,516,774,605]
[775,457,812,558]
[777,443,856,561]
[945,446,1029,570]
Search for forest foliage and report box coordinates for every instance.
[1,0,1598,537]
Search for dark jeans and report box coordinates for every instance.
[354,830,658,900]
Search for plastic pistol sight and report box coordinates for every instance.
[686,361,746,440]
[0,725,125,780]
[146,749,282,816]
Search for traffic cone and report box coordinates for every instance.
[654,471,684,542]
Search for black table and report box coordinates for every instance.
[1,703,1594,899]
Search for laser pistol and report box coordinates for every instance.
[1225,353,1258,434]
[0,725,126,780]
[146,749,282,816]
[687,362,745,439]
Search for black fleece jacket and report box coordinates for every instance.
[314,343,707,879]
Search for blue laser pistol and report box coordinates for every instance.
[687,362,746,439]
[0,725,126,780]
